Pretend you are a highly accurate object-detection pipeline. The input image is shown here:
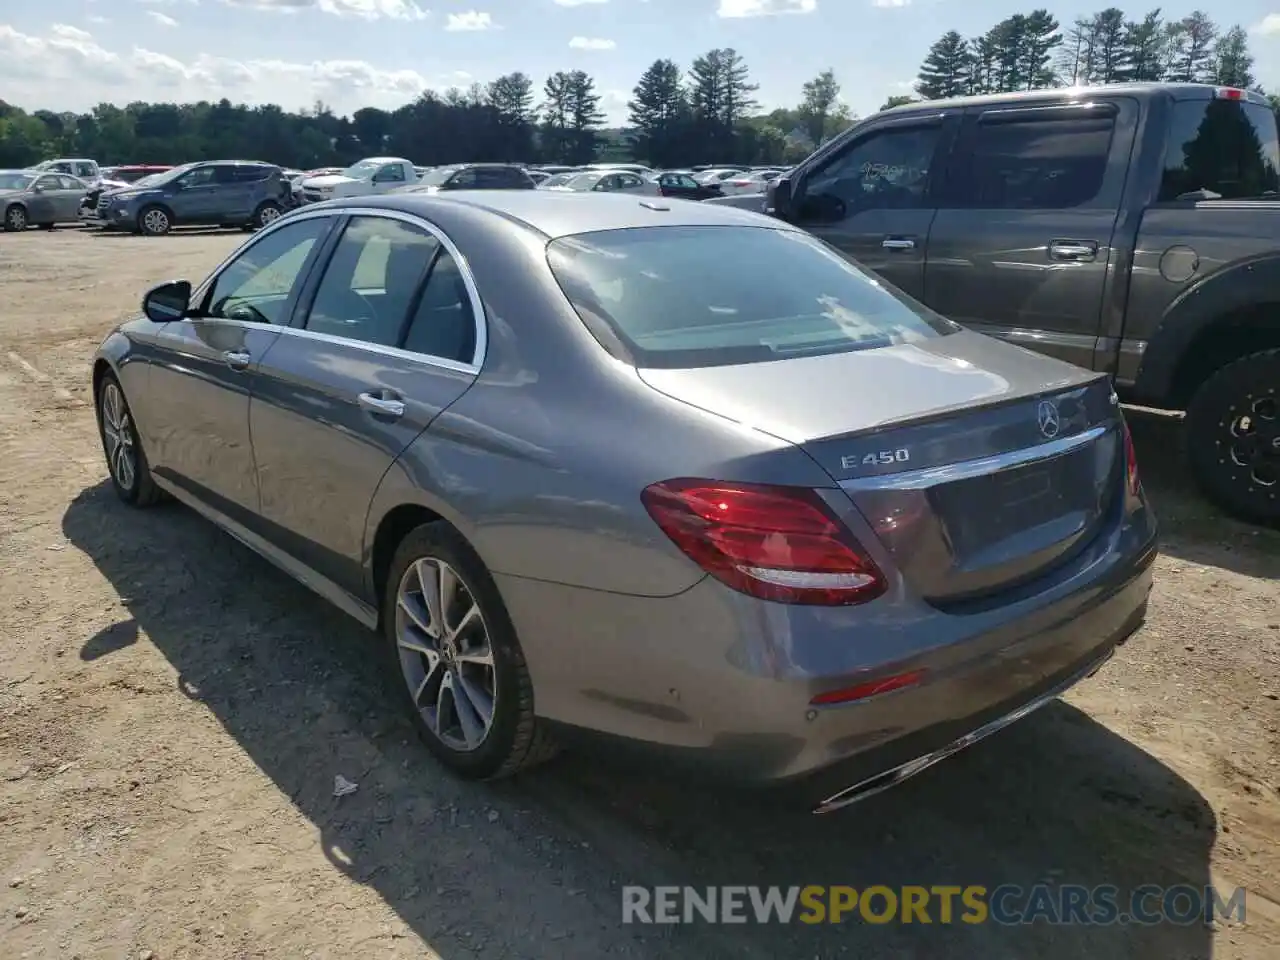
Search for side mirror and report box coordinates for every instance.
[142,280,192,323]
[32,183,46,194]
[766,176,793,220]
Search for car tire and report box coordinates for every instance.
[1186,348,1280,526]
[3,204,27,232]
[137,205,172,237]
[96,373,163,508]
[382,521,558,780]
[251,202,282,230]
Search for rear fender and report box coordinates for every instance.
[1133,253,1280,404]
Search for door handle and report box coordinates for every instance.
[358,391,405,419]
[1048,239,1099,262]
[881,237,916,251]
[222,350,251,371]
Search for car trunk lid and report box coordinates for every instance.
[637,331,1122,605]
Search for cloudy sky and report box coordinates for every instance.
[1,1,1278,124]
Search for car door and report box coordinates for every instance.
[220,164,264,221]
[53,176,87,220]
[171,165,222,222]
[25,175,61,222]
[249,211,484,595]
[144,215,336,523]
[788,114,958,300]
[923,98,1135,370]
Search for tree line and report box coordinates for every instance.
[0,50,853,173]
[910,7,1280,107]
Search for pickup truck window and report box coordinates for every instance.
[953,113,1114,209]
[1159,99,1280,201]
[374,164,407,183]
[796,125,940,223]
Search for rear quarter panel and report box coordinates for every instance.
[1126,204,1280,397]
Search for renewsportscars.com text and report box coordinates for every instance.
[621,884,1247,926]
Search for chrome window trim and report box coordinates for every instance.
[188,204,489,371]
[840,424,1110,492]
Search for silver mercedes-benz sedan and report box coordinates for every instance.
[91,192,1158,812]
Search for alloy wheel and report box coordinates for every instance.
[142,209,169,235]
[1226,395,1279,488]
[394,557,497,751]
[100,382,137,491]
[259,205,281,227]
[6,206,26,231]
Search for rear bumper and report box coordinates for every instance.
[500,514,1158,789]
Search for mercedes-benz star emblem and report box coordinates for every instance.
[1037,399,1061,439]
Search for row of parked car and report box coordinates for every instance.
[0,155,786,236]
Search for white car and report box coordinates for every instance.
[554,171,661,196]
[718,169,787,196]
[297,157,418,204]
[693,168,746,186]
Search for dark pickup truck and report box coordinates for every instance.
[710,83,1280,524]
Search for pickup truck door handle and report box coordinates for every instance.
[881,237,917,251]
[357,391,405,419]
[222,350,251,371]
[1048,239,1099,262]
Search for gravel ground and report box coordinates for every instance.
[0,226,1277,960]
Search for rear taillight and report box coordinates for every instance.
[641,478,886,605]
[1121,418,1141,497]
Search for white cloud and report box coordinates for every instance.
[554,0,608,5]
[568,36,615,50]
[1251,14,1280,36]
[0,23,443,112]
[87,15,110,23]
[445,10,494,30]
[222,0,429,20]
[716,0,815,17]
[871,0,909,7]
[147,11,180,25]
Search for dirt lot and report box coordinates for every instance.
[0,227,1277,960]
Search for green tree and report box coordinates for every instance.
[880,95,919,111]
[626,59,688,167]
[797,69,841,146]
[1168,11,1217,82]
[1211,25,1254,88]
[917,31,971,99]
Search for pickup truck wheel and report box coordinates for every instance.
[138,205,172,237]
[1186,349,1280,526]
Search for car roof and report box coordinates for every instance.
[336,190,792,240]
[882,81,1272,115]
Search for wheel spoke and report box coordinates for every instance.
[455,638,493,667]
[438,562,458,634]
[454,672,494,729]
[448,601,481,642]
[412,652,443,709]
[416,559,443,635]
[448,672,486,747]
[397,593,434,638]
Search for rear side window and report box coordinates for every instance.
[1159,99,1280,201]
[949,111,1115,209]
[304,215,439,346]
[231,165,271,183]
[546,225,957,369]
[401,250,477,363]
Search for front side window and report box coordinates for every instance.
[547,225,957,368]
[375,164,406,183]
[950,111,1115,209]
[1159,98,1280,201]
[179,166,219,189]
[446,168,478,189]
[74,162,96,179]
[202,217,331,324]
[34,175,60,192]
[57,175,84,190]
[305,216,440,346]
[797,125,941,222]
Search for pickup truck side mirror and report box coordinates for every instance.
[766,176,794,220]
[142,280,192,323]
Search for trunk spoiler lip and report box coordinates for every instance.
[802,371,1114,446]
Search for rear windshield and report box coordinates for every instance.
[546,225,957,368]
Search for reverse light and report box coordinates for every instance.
[641,478,886,605]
